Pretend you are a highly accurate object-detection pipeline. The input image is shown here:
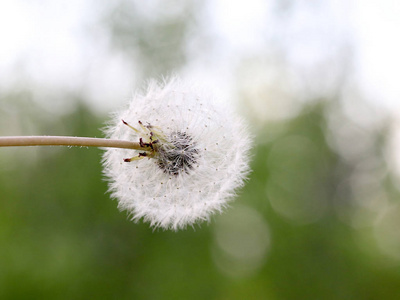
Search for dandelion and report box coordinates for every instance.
[0,77,252,230]
[102,78,252,230]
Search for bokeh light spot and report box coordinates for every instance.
[212,205,270,278]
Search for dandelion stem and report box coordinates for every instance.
[0,136,148,150]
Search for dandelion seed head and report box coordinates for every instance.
[102,77,252,230]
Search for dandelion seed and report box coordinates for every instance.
[102,77,252,230]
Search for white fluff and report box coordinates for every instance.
[102,77,252,230]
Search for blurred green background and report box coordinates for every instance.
[1,1,400,299]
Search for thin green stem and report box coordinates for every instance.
[0,136,148,151]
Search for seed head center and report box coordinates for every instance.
[157,131,198,175]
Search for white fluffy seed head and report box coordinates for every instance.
[102,77,252,230]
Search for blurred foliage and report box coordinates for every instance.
[100,0,202,79]
[1,97,400,299]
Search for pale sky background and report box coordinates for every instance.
[0,0,399,115]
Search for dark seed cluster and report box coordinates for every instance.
[157,131,198,175]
